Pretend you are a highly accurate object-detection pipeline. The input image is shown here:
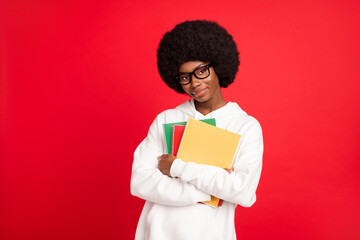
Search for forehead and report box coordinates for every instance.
[178,61,208,72]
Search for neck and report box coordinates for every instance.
[194,94,227,116]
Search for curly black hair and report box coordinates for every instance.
[157,20,240,94]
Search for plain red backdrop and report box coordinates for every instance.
[1,0,360,239]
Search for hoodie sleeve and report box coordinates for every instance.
[170,118,263,207]
[130,114,211,206]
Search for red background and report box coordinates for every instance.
[1,0,360,239]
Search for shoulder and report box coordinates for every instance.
[221,102,262,134]
[153,100,193,124]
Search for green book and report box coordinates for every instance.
[163,118,216,154]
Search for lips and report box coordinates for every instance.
[191,88,207,98]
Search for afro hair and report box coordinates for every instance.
[157,20,240,94]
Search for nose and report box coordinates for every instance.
[190,74,201,88]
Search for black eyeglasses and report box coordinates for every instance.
[176,64,213,85]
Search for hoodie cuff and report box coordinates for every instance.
[170,158,211,202]
[170,158,186,178]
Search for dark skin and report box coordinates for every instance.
[158,61,233,177]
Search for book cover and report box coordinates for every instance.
[172,125,185,156]
[163,118,216,154]
[176,118,241,207]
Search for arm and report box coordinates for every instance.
[169,119,263,207]
[130,115,211,206]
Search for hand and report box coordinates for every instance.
[224,168,234,174]
[158,154,176,177]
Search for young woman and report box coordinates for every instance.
[131,20,263,240]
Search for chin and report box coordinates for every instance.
[193,96,211,103]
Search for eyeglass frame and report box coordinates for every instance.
[176,64,213,85]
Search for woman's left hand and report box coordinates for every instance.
[158,154,176,177]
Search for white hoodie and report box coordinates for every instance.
[131,100,263,240]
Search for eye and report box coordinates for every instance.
[196,67,207,76]
[179,74,190,82]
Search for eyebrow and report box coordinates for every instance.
[179,63,209,74]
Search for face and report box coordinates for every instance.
[178,61,222,104]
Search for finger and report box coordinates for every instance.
[157,154,167,160]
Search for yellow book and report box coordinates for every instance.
[176,118,241,207]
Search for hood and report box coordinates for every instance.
[176,99,247,119]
